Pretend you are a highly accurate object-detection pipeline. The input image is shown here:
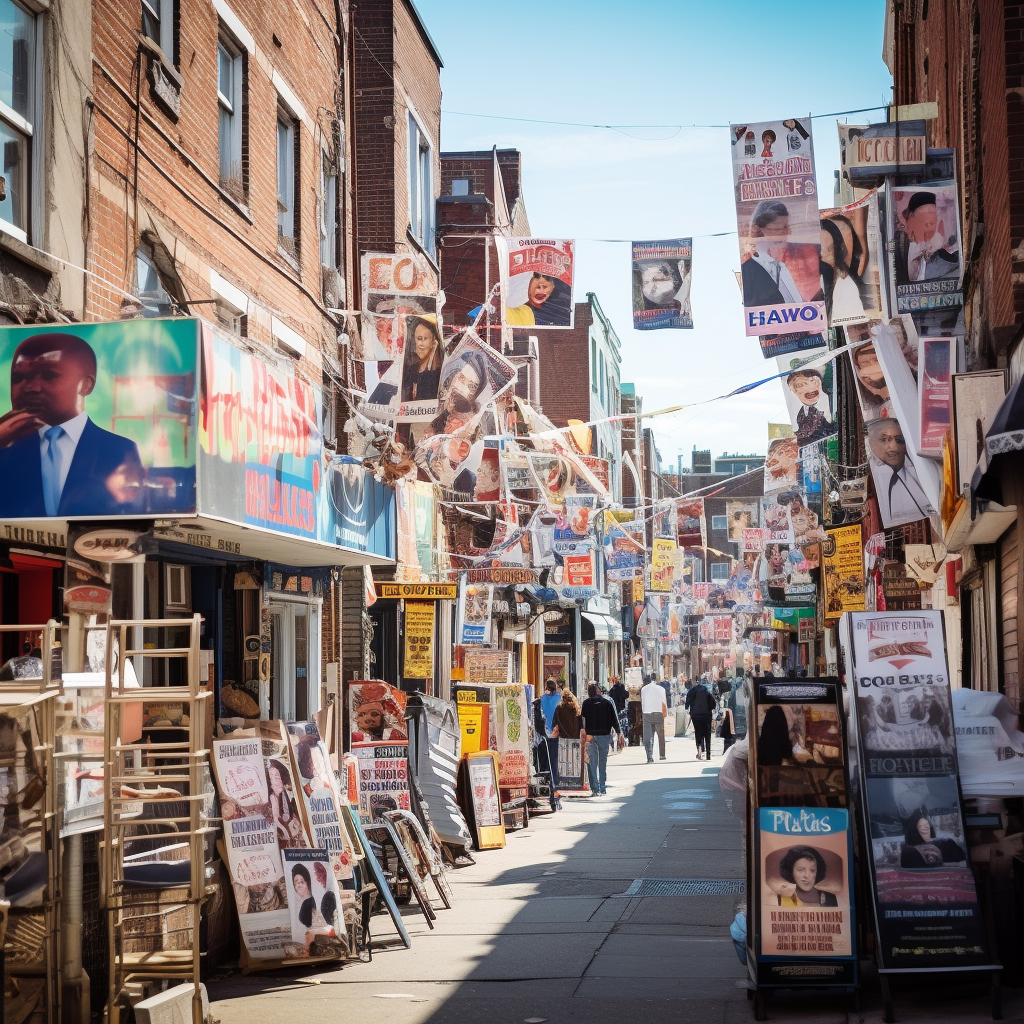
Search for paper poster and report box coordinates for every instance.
[918,336,954,458]
[265,752,308,850]
[631,239,693,330]
[282,848,346,958]
[730,117,826,349]
[351,741,412,823]
[865,417,937,528]
[649,537,676,592]
[820,190,883,326]
[403,600,435,678]
[361,314,445,422]
[846,318,919,421]
[725,502,758,543]
[887,182,963,314]
[604,517,645,581]
[759,807,853,957]
[823,525,865,623]
[776,349,835,448]
[676,498,705,549]
[358,251,440,360]
[764,436,800,494]
[211,737,290,959]
[467,756,501,827]
[493,684,530,788]
[348,681,408,745]
[460,581,493,645]
[499,237,575,328]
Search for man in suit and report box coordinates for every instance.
[892,191,960,286]
[866,418,933,526]
[0,332,145,516]
[741,200,803,308]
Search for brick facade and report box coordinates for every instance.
[535,302,595,427]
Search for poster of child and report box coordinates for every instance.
[348,681,408,745]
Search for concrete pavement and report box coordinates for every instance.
[208,729,1021,1024]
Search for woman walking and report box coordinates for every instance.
[550,689,587,791]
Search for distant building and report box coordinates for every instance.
[714,453,766,476]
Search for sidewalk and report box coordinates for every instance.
[208,731,1021,1024]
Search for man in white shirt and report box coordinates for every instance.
[866,419,934,527]
[640,674,668,763]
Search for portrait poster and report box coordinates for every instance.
[358,251,440,361]
[730,117,827,345]
[361,313,445,422]
[820,190,883,327]
[886,182,963,314]
[351,741,412,823]
[823,525,865,623]
[676,498,706,549]
[403,600,435,679]
[281,848,346,958]
[211,736,290,959]
[554,495,596,554]
[631,239,693,330]
[474,445,501,502]
[264,750,308,850]
[459,581,493,645]
[348,681,409,745]
[726,502,759,543]
[0,319,199,519]
[492,684,531,788]
[498,237,575,328]
[764,436,800,494]
[758,807,853,958]
[864,417,937,528]
[918,336,954,458]
[776,348,835,449]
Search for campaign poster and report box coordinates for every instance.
[358,251,440,360]
[759,807,853,957]
[764,436,800,494]
[865,417,937,528]
[887,182,963,314]
[351,741,412,823]
[730,117,826,346]
[820,191,883,327]
[403,600,435,679]
[282,848,346,958]
[361,313,445,422]
[498,237,574,328]
[211,736,290,959]
[676,498,705,549]
[631,239,693,330]
[776,349,835,449]
[493,684,530,788]
[554,495,596,554]
[918,336,954,458]
[823,525,865,623]
[0,319,198,519]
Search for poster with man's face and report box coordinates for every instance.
[499,238,575,328]
[865,417,937,528]
[0,319,198,519]
[631,239,693,330]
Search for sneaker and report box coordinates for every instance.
[647,759,654,764]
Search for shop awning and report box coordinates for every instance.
[581,611,623,642]
[943,499,1018,552]
[971,375,1024,502]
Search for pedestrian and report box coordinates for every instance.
[640,674,668,763]
[719,702,736,751]
[608,676,628,714]
[581,682,621,795]
[685,678,716,760]
[551,689,587,789]
[540,678,561,731]
[532,690,559,794]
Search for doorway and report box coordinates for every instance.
[269,596,322,721]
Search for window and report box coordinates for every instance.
[710,561,731,581]
[711,515,728,531]
[276,107,298,256]
[141,0,175,62]
[407,111,433,252]
[599,350,605,404]
[451,178,469,196]
[319,149,338,269]
[136,244,180,317]
[217,34,244,197]
[591,337,597,390]
[0,0,36,241]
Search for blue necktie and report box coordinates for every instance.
[43,425,64,516]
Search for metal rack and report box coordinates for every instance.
[102,616,212,1024]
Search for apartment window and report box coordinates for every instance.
[451,178,469,196]
[217,34,244,197]
[711,515,728,531]
[277,108,298,257]
[0,0,35,241]
[407,111,433,252]
[319,149,338,269]
[136,245,181,317]
[141,0,175,62]
[710,561,731,581]
[599,350,606,404]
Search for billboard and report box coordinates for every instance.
[631,239,693,330]
[0,318,198,518]
[499,237,575,328]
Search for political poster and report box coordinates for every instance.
[820,190,884,327]
[730,117,826,351]
[351,741,412,823]
[918,336,954,458]
[725,502,758,544]
[631,239,693,330]
[823,525,865,623]
[886,182,963,314]
[358,251,440,360]
[282,848,346,958]
[498,237,575,328]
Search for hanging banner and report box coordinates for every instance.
[604,517,645,581]
[823,525,865,623]
[918,336,954,458]
[403,601,435,679]
[493,684,531,788]
[886,182,964,314]
[650,537,677,592]
[358,251,440,360]
[677,498,706,549]
[776,348,836,448]
[865,417,937,528]
[351,741,412,823]
[820,190,884,327]
[631,239,693,330]
[362,314,445,423]
[764,436,800,494]
[498,237,575,328]
[730,117,826,349]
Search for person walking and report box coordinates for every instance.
[581,682,621,795]
[719,703,736,751]
[539,678,561,787]
[551,689,587,790]
[686,678,716,760]
[640,674,668,763]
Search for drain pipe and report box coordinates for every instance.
[62,832,91,1024]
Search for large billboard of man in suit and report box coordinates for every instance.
[0,319,198,518]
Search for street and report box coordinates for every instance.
[208,732,1019,1024]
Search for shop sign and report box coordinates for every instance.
[0,523,66,549]
[882,563,921,601]
[493,684,530,788]
[73,528,146,562]
[403,601,435,678]
[0,318,198,519]
[465,567,538,584]
[839,121,927,184]
[377,582,457,600]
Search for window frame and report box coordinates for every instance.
[711,515,728,531]
[319,146,339,270]
[406,107,434,253]
[141,0,176,65]
[710,561,731,581]
[276,104,298,257]
[217,29,245,198]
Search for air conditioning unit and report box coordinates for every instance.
[134,984,211,1024]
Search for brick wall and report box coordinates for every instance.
[534,301,594,427]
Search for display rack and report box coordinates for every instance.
[102,616,212,1024]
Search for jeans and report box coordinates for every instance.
[586,734,612,793]
[691,715,712,757]
[545,737,560,790]
[642,711,665,761]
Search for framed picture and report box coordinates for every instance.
[541,652,569,687]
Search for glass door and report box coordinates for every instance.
[269,597,321,721]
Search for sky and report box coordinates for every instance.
[414,0,894,471]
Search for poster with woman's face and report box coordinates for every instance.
[758,807,853,957]
[819,191,883,327]
[265,755,306,849]
[282,848,345,958]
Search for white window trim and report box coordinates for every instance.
[212,0,254,53]
[405,100,434,252]
[217,32,244,187]
[142,0,175,64]
[272,70,308,127]
[319,145,338,270]
[209,268,249,315]
[271,316,307,359]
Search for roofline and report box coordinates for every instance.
[402,0,443,68]
[682,466,765,497]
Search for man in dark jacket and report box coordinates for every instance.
[685,681,716,761]
[582,683,621,795]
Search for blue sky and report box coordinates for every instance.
[415,0,893,469]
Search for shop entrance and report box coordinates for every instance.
[269,596,322,721]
